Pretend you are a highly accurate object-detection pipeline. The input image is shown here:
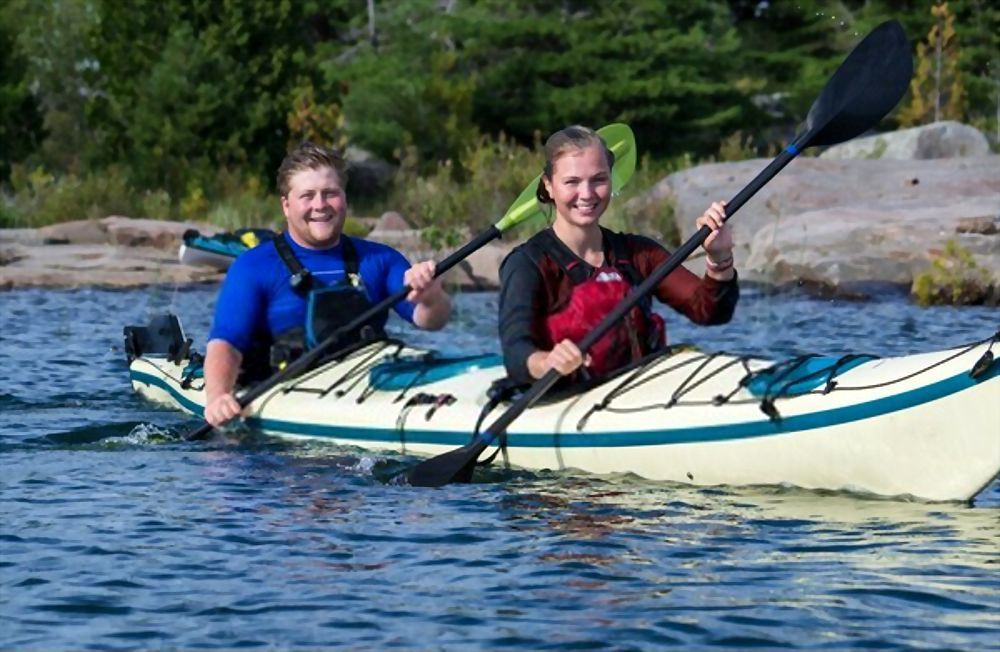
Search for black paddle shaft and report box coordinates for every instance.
[184,225,501,441]
[480,147,800,439]
[407,19,912,487]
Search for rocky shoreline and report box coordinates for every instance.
[3,123,997,303]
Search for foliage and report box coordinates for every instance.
[714,130,780,161]
[286,82,349,151]
[1,0,95,177]
[911,240,994,306]
[4,0,1000,230]
[86,0,325,195]
[5,164,136,228]
[604,152,694,246]
[387,131,540,234]
[899,2,965,126]
[451,0,761,156]
[942,0,1000,141]
[0,3,44,181]
[318,3,480,176]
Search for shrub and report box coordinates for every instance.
[912,240,995,306]
[388,132,540,235]
[6,164,138,227]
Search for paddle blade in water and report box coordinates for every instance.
[408,441,484,487]
[803,20,912,148]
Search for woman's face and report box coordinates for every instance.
[542,144,612,229]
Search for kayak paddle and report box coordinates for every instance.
[407,19,913,487]
[184,123,638,441]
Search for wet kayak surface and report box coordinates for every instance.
[2,285,998,650]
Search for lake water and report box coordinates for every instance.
[2,284,998,650]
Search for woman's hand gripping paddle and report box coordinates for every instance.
[184,124,638,441]
[407,19,913,487]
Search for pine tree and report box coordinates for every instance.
[899,2,965,126]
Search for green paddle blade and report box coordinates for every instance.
[494,122,637,233]
[494,172,544,233]
[601,123,637,197]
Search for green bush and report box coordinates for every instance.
[912,240,995,306]
[382,133,699,248]
[6,165,139,227]
[0,196,18,228]
[388,132,540,234]
[605,153,694,246]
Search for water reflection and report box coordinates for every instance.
[3,286,999,650]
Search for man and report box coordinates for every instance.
[204,142,451,427]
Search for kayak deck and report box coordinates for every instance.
[130,333,1000,501]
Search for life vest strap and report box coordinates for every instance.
[522,227,642,286]
[272,233,361,295]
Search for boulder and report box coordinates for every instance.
[362,221,510,290]
[633,155,1000,296]
[819,121,990,160]
[0,243,222,290]
[0,228,45,246]
[345,146,396,196]
[372,211,415,232]
[30,216,217,249]
[452,240,514,291]
[101,216,217,249]
[37,219,110,245]
[743,198,999,291]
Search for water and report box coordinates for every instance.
[2,285,998,650]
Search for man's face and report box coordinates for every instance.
[281,166,348,249]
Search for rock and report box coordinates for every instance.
[1,217,220,290]
[743,198,1000,292]
[37,219,109,245]
[819,121,990,160]
[101,216,216,249]
[361,222,509,290]
[0,228,45,246]
[372,211,415,231]
[453,240,514,291]
[366,228,434,262]
[0,243,222,290]
[0,244,26,266]
[635,155,1000,298]
[956,216,998,236]
[345,146,396,196]
[25,216,217,249]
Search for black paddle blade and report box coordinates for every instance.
[803,20,912,148]
[408,440,487,487]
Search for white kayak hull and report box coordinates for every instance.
[129,336,1000,502]
[177,243,237,270]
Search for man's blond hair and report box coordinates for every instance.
[276,141,348,197]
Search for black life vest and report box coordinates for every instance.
[269,234,385,368]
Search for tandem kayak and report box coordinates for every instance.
[125,315,1000,502]
[178,228,276,270]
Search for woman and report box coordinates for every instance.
[498,125,738,385]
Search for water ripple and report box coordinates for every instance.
[1,287,998,650]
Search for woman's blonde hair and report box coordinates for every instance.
[536,126,615,204]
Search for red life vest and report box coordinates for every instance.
[524,228,666,378]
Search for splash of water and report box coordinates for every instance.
[104,422,179,446]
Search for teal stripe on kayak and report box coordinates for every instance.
[129,361,998,448]
[131,371,206,417]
